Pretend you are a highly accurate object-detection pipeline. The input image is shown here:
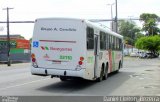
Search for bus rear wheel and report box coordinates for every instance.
[103,64,108,80]
[116,61,121,73]
[96,65,104,82]
[60,76,67,81]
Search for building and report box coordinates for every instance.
[0,34,31,63]
[0,34,25,40]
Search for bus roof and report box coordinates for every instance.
[85,20,123,39]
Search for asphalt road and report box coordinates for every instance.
[0,57,160,96]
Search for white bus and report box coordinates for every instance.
[31,18,123,81]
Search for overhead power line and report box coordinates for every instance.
[89,18,142,22]
[0,18,160,24]
[0,18,142,24]
[0,21,35,23]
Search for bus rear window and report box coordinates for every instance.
[87,27,94,49]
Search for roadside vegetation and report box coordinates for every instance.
[135,35,160,58]
[118,13,160,58]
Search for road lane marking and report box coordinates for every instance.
[0,78,51,91]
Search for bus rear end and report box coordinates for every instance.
[31,18,87,80]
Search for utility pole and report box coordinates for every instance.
[2,7,14,66]
[107,3,115,31]
[115,0,118,33]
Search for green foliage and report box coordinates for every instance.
[140,13,160,36]
[135,32,145,39]
[19,35,25,39]
[118,20,141,45]
[135,35,160,53]
[29,38,32,42]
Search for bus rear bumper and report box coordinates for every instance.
[31,67,85,78]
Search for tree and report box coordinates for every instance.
[18,35,25,39]
[140,13,160,36]
[135,32,145,39]
[118,20,141,45]
[29,38,32,42]
[135,35,160,57]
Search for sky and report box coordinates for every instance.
[0,0,160,40]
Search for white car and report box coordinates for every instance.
[130,52,138,57]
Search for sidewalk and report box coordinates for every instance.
[0,62,31,69]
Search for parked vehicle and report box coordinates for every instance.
[145,52,159,58]
[130,52,138,57]
[138,52,147,58]
[138,52,159,59]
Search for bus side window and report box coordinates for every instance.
[119,39,122,50]
[113,36,115,50]
[111,35,113,50]
[106,33,109,50]
[100,31,106,50]
[115,37,117,50]
[117,38,120,50]
[87,27,94,49]
[109,35,111,49]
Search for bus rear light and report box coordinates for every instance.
[31,53,36,62]
[31,53,38,68]
[31,53,35,58]
[78,56,84,65]
[80,57,84,61]
[78,61,83,65]
[32,58,36,62]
